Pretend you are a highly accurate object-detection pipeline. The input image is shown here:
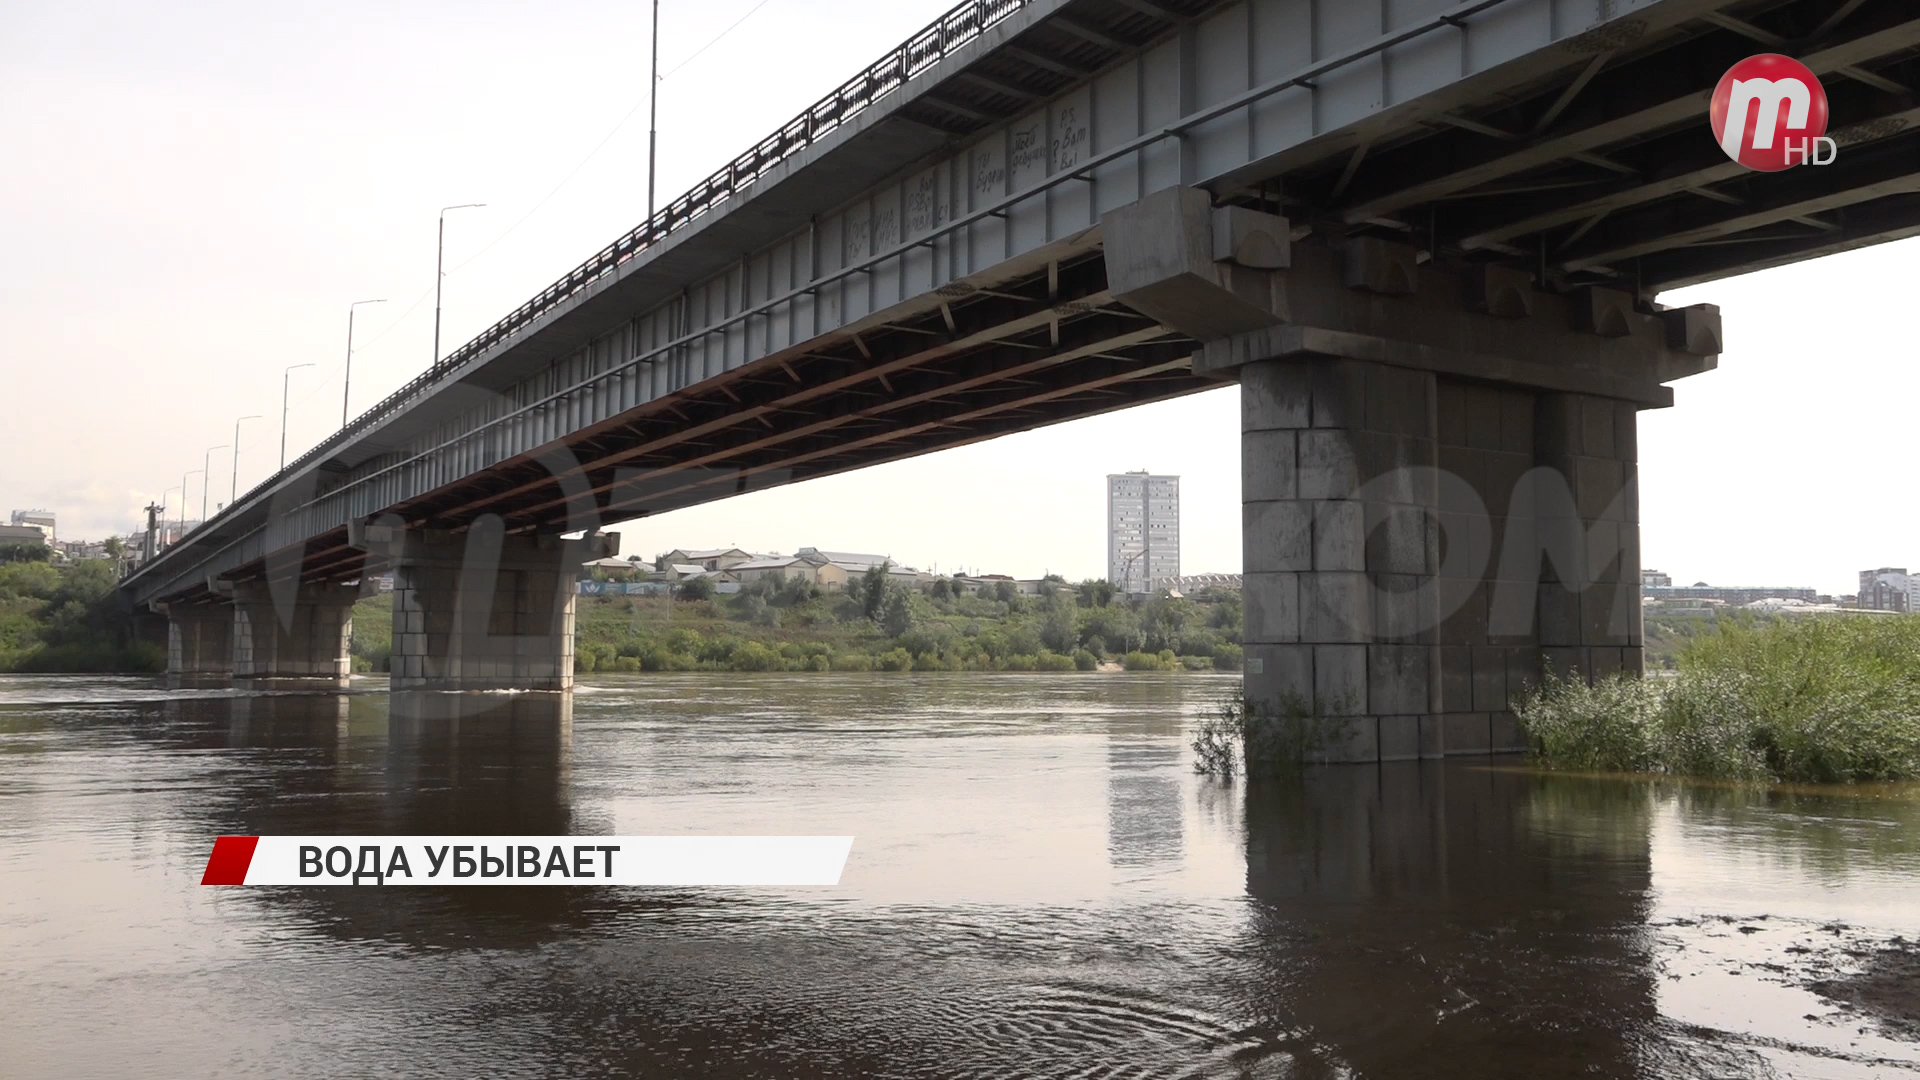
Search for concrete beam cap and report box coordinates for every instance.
[1212,205,1291,268]
[1662,303,1722,356]
[1463,264,1534,318]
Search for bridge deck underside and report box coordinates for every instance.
[224,256,1208,592]
[131,0,1920,605]
[1252,0,1920,292]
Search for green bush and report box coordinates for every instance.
[1515,615,1920,783]
[833,652,874,672]
[1071,648,1098,671]
[732,641,780,671]
[878,647,914,671]
[1123,650,1166,671]
[1032,650,1076,671]
[1179,655,1214,671]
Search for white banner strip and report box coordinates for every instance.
[205,836,854,886]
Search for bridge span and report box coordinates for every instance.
[126,0,1920,759]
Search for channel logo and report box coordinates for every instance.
[1711,54,1832,171]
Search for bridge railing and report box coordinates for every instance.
[221,0,1034,523]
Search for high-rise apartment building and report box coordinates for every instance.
[1107,471,1179,594]
[10,510,54,544]
[1859,567,1912,612]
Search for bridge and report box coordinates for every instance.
[126,0,1920,759]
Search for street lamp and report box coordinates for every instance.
[159,486,180,549]
[201,444,228,524]
[281,363,316,470]
[433,204,485,368]
[180,469,203,539]
[232,415,261,504]
[342,298,386,426]
[648,0,660,221]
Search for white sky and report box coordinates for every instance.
[2,0,1912,593]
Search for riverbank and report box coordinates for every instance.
[1515,614,1920,783]
[349,580,1245,675]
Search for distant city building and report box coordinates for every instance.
[0,523,48,547]
[1646,583,1819,606]
[794,548,925,589]
[655,547,753,572]
[1858,567,1912,612]
[1168,572,1242,593]
[1641,568,1672,589]
[1107,471,1179,594]
[10,510,54,543]
[729,555,817,586]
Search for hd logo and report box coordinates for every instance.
[1710,53,1835,171]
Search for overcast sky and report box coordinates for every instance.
[3,0,1913,593]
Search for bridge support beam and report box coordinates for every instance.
[1103,186,1718,763]
[161,602,234,685]
[232,581,358,689]
[369,524,617,694]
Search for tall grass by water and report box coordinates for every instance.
[1516,615,1920,783]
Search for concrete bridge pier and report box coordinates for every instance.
[231,581,358,690]
[1102,186,1719,763]
[354,521,617,694]
[161,601,234,686]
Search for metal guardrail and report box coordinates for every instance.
[226,0,1034,517]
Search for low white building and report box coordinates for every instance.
[795,547,925,589]
[656,547,753,572]
[729,555,815,585]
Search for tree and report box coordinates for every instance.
[1077,579,1115,608]
[1139,595,1199,653]
[1080,605,1139,655]
[1039,595,1077,654]
[774,573,815,607]
[861,563,891,622]
[882,590,914,637]
[677,576,714,601]
[103,537,124,559]
[930,576,953,601]
[0,542,50,565]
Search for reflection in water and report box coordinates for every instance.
[1240,766,1658,1077]
[1,675,1917,1079]
[1105,736,1185,870]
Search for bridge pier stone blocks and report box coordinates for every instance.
[232,581,357,689]
[161,602,234,684]
[1101,186,1716,764]
[372,527,618,694]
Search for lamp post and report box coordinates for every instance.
[342,298,386,426]
[433,204,485,368]
[180,469,203,539]
[201,444,229,524]
[281,363,316,470]
[648,0,660,221]
[159,486,180,549]
[232,415,261,504]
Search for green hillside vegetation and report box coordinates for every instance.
[0,546,160,672]
[349,568,1243,675]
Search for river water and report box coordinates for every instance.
[2,673,1917,1079]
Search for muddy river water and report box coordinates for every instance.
[2,673,1916,1078]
